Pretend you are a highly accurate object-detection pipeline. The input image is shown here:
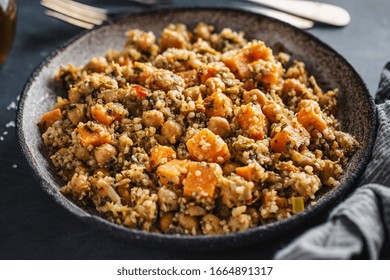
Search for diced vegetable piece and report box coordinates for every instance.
[198,64,218,84]
[39,108,62,132]
[222,53,249,79]
[235,165,255,181]
[176,69,199,86]
[77,123,111,147]
[132,62,154,84]
[204,92,233,118]
[186,128,231,163]
[130,84,151,98]
[236,103,266,140]
[291,196,304,214]
[149,144,177,170]
[91,103,127,126]
[270,122,309,153]
[297,100,327,132]
[157,159,190,186]
[262,102,282,123]
[91,104,113,126]
[222,41,282,86]
[282,78,306,94]
[183,162,222,200]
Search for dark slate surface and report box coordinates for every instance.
[0,0,388,259]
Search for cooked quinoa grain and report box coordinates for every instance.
[40,23,359,235]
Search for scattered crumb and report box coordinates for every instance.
[3,131,8,135]
[0,136,3,141]
[12,164,18,168]
[5,121,15,128]
[6,101,17,110]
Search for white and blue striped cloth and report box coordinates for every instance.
[275,63,390,259]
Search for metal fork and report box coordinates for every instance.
[40,0,170,29]
[41,0,316,30]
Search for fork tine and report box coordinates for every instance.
[41,0,108,28]
[45,10,95,29]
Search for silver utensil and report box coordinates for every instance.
[41,0,315,29]
[246,0,351,27]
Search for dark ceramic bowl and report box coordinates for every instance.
[17,8,376,250]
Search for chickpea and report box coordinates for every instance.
[245,207,260,226]
[205,77,226,95]
[67,104,86,126]
[142,109,164,127]
[201,214,224,235]
[207,116,231,138]
[157,187,178,212]
[94,143,117,167]
[159,212,174,233]
[187,206,207,217]
[74,145,90,161]
[161,120,182,144]
[178,214,199,232]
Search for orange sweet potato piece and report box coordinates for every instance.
[262,102,282,123]
[236,166,255,181]
[39,108,62,132]
[91,104,113,126]
[297,100,327,132]
[186,128,231,163]
[149,144,177,170]
[77,123,111,147]
[198,64,218,84]
[222,54,249,79]
[130,84,151,98]
[204,92,233,118]
[183,162,222,200]
[222,41,282,85]
[236,103,266,140]
[270,122,309,153]
[91,103,126,126]
[176,69,199,86]
[157,159,190,186]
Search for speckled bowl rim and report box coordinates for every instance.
[17,7,377,251]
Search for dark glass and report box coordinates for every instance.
[0,0,17,66]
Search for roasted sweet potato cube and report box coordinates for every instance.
[186,128,230,163]
[176,69,199,86]
[77,123,111,147]
[204,92,233,118]
[297,100,327,132]
[270,122,309,153]
[236,165,255,181]
[157,159,190,186]
[39,108,62,132]
[236,103,266,140]
[222,53,250,79]
[91,103,127,126]
[183,162,222,200]
[149,144,177,170]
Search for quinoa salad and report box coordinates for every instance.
[39,22,359,235]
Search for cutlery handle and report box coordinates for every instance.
[245,0,351,26]
[249,7,314,29]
